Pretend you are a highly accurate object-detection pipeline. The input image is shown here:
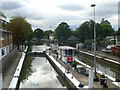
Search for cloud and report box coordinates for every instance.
[57,4,84,11]
[88,1,118,18]
[2,2,24,11]
[21,9,44,20]
[1,0,118,30]
[1,0,31,3]
[97,3,117,17]
[3,6,44,21]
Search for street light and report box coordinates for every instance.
[91,4,97,80]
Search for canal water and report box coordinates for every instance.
[19,46,65,88]
[75,53,120,79]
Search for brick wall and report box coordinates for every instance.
[1,32,13,48]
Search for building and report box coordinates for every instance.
[105,36,117,42]
[0,11,13,61]
[0,30,13,60]
[68,36,79,41]
[0,9,15,89]
[116,36,120,46]
[111,36,120,56]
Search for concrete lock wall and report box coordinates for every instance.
[46,54,77,89]
[79,51,120,67]
[2,47,19,76]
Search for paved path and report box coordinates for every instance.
[3,52,22,88]
[51,52,117,88]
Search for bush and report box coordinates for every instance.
[100,74,106,78]
[71,61,78,68]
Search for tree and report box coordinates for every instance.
[44,30,53,39]
[34,28,44,39]
[71,30,78,37]
[27,29,34,41]
[7,16,32,46]
[116,28,120,35]
[75,19,114,44]
[55,22,72,40]
[100,18,114,38]
[76,20,94,43]
[71,61,78,69]
[2,20,8,30]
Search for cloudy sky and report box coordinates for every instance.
[0,0,119,31]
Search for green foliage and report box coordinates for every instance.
[27,29,34,41]
[100,74,106,78]
[44,30,53,39]
[71,30,78,37]
[74,19,114,44]
[34,28,44,39]
[76,20,94,43]
[100,18,114,38]
[55,22,72,40]
[84,40,92,45]
[71,61,78,68]
[116,28,120,35]
[7,16,32,45]
[2,22,7,30]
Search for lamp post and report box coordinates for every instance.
[91,4,97,80]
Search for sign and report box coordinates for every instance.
[67,56,73,62]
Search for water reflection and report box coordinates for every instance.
[20,57,33,82]
[19,56,64,88]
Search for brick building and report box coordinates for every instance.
[0,11,13,61]
[0,30,13,60]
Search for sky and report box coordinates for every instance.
[0,0,119,31]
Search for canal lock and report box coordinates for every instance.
[18,45,73,89]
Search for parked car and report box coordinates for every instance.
[102,45,112,53]
[102,48,112,53]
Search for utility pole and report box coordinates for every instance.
[91,4,97,80]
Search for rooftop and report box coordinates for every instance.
[0,29,12,34]
[59,46,76,50]
[0,10,6,18]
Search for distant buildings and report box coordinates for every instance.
[105,36,120,46]
[105,36,116,42]
[116,36,120,46]
[68,36,79,41]
[105,35,120,56]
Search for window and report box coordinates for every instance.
[2,49,5,56]
[68,49,73,56]
[65,50,67,56]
